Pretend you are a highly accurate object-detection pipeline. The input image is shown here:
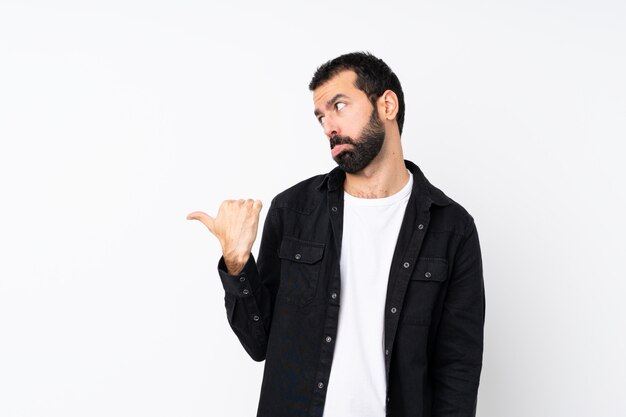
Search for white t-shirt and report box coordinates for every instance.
[323,171,413,417]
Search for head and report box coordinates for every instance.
[309,52,405,173]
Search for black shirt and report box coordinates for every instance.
[217,160,485,417]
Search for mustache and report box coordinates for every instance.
[329,135,355,149]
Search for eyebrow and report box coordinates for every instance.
[314,93,349,117]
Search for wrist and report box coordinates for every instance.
[223,252,250,276]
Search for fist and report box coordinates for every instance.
[187,199,263,275]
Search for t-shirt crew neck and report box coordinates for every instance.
[343,171,413,207]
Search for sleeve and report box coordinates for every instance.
[217,203,282,362]
[432,216,486,416]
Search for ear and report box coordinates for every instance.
[379,90,399,122]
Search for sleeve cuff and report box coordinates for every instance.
[217,254,258,296]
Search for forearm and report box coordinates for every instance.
[432,218,485,416]
[218,254,273,361]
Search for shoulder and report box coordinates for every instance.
[268,173,328,214]
[426,179,477,236]
[409,161,476,236]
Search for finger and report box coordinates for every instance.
[253,199,263,212]
[186,211,216,233]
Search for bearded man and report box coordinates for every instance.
[188,52,485,417]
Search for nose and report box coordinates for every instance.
[323,116,340,138]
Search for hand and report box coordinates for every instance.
[187,199,263,275]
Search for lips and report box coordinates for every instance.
[331,143,351,158]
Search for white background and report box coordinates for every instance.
[1,1,625,416]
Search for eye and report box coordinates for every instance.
[335,102,346,111]
[318,115,325,125]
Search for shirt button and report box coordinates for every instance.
[425,272,432,278]
[242,289,249,295]
[403,262,410,268]
[385,349,389,355]
[391,307,397,314]
[239,276,246,282]
[294,253,301,260]
[387,396,390,403]
[418,224,424,230]
[325,336,332,343]
[252,315,260,321]
[317,382,324,389]
[331,206,338,212]
[331,292,338,300]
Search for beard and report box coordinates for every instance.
[329,107,386,173]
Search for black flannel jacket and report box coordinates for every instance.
[217,159,485,417]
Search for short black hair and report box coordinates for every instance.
[309,51,405,135]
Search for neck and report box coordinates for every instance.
[343,144,409,199]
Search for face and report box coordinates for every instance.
[313,70,386,173]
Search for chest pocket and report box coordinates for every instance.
[400,258,449,326]
[278,236,325,306]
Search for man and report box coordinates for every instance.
[187,52,485,417]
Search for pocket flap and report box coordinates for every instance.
[279,236,325,264]
[411,258,448,282]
